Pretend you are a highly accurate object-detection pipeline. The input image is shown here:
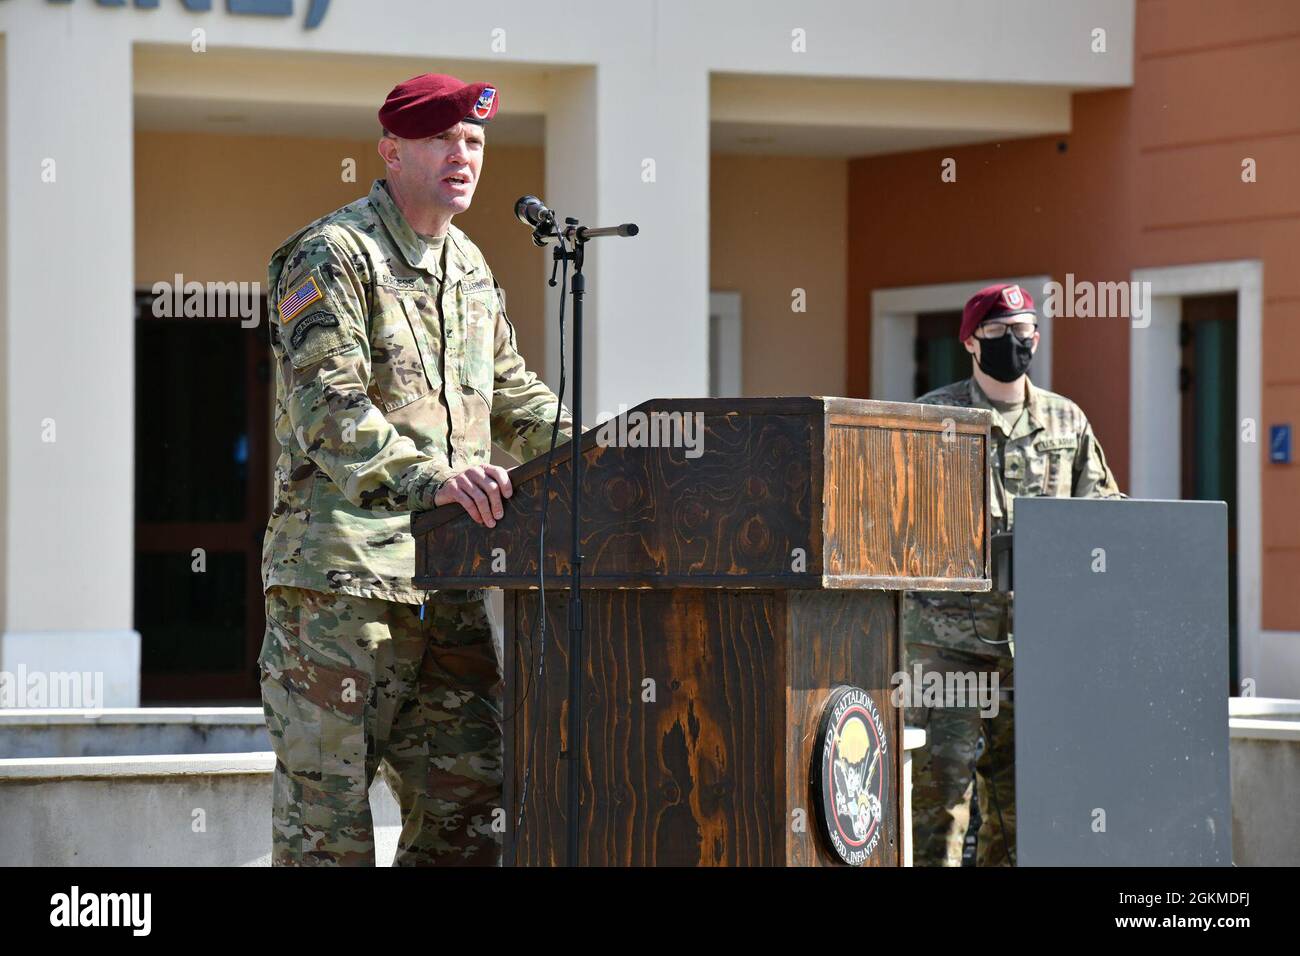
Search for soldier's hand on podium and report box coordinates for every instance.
[434,464,514,528]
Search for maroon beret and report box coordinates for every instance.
[959,283,1036,341]
[378,73,498,138]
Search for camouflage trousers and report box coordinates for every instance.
[258,584,503,866]
[904,644,1016,867]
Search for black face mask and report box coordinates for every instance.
[975,332,1035,383]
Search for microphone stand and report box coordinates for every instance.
[531,214,637,867]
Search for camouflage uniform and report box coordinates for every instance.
[259,179,572,865]
[261,585,501,865]
[902,376,1121,866]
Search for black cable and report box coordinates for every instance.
[501,246,570,724]
[967,593,1012,647]
[513,232,570,840]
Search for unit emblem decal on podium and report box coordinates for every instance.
[813,685,887,865]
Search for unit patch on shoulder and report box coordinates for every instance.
[279,276,323,324]
[289,310,340,349]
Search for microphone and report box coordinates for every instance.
[514,195,555,229]
[515,195,640,245]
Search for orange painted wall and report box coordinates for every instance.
[847,0,1300,630]
[135,131,549,370]
[711,153,848,397]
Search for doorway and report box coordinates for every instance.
[1180,293,1240,689]
[133,289,271,702]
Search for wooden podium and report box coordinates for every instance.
[411,397,990,866]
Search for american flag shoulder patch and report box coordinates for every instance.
[279,276,323,324]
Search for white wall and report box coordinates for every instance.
[0,14,138,703]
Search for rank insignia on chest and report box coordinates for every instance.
[1003,454,1024,479]
[279,276,323,324]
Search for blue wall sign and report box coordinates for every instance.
[1270,424,1292,464]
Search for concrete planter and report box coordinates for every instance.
[0,752,275,866]
[0,708,400,866]
[1229,697,1300,866]
[13,703,1281,867]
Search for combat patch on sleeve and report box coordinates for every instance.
[279,276,324,324]
[289,310,341,350]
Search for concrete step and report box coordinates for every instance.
[0,707,269,759]
[0,708,404,866]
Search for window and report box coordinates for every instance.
[913,309,964,398]
[709,292,742,397]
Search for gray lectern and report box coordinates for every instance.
[1013,498,1232,866]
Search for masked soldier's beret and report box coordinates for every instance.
[959,283,1037,341]
[378,73,498,138]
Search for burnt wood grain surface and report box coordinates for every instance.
[416,399,823,589]
[504,589,785,866]
[413,397,990,592]
[823,413,987,586]
[502,586,901,867]
[421,397,987,867]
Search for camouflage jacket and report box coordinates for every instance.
[902,376,1123,657]
[261,179,573,604]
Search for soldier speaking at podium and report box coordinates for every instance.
[257,73,572,866]
[902,283,1122,867]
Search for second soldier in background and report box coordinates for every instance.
[902,283,1122,867]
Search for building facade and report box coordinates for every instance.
[3,1,1289,705]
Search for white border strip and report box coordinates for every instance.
[1130,260,1263,692]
